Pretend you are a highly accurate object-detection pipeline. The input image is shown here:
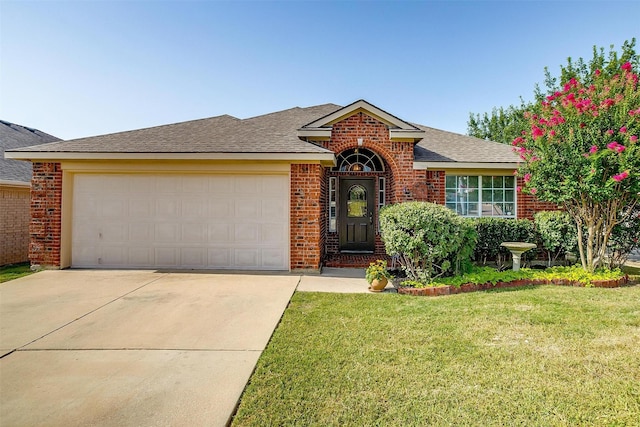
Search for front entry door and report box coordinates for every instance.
[339,178,375,252]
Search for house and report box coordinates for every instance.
[1,121,60,266]
[5,100,555,271]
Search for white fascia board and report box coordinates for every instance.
[296,128,332,138]
[0,179,31,187]
[389,129,425,140]
[413,161,519,170]
[5,151,336,163]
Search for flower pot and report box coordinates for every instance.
[369,277,388,292]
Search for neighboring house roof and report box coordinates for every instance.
[0,120,60,184]
[5,100,519,168]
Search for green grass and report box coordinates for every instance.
[0,263,35,283]
[232,286,640,426]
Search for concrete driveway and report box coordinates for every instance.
[0,270,299,426]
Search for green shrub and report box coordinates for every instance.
[472,217,536,265]
[379,202,476,282]
[534,211,578,266]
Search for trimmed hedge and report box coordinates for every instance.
[472,217,536,265]
[379,202,476,282]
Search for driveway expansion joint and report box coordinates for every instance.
[14,273,171,351]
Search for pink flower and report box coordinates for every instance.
[630,135,638,143]
[621,62,632,72]
[530,188,538,195]
[620,126,627,133]
[612,171,629,182]
[607,141,626,153]
[531,125,544,140]
[595,69,601,76]
[516,186,522,193]
[524,173,532,183]
[589,145,598,154]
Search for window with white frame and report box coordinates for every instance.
[445,175,516,218]
[328,177,337,231]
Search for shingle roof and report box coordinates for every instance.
[413,124,518,164]
[5,101,518,165]
[12,104,342,154]
[0,120,60,182]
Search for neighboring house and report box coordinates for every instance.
[6,100,555,271]
[1,120,60,266]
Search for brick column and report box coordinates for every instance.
[30,162,62,268]
[290,164,324,271]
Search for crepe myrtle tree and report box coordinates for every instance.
[513,61,640,271]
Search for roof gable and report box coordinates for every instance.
[297,99,425,142]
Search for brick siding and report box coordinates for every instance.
[516,176,560,219]
[29,162,62,267]
[0,185,31,266]
[290,163,325,271]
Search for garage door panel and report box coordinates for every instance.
[182,199,207,218]
[101,199,127,218]
[72,174,289,270]
[129,199,154,217]
[209,200,231,217]
[182,224,206,243]
[101,223,128,242]
[235,224,258,242]
[129,247,153,265]
[155,248,179,267]
[155,223,179,242]
[235,198,260,218]
[208,248,231,268]
[181,248,206,267]
[130,223,153,241]
[156,176,181,193]
[235,249,259,268]
[208,224,230,241]
[261,224,286,244]
[102,246,127,265]
[208,176,232,193]
[156,199,179,218]
[263,249,286,268]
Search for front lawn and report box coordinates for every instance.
[232,286,640,426]
[0,263,34,283]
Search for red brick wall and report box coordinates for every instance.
[0,185,30,266]
[317,112,440,267]
[516,176,560,219]
[290,163,325,271]
[29,162,62,267]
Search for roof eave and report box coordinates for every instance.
[0,179,31,187]
[413,161,519,170]
[5,151,337,166]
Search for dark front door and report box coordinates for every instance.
[339,178,375,252]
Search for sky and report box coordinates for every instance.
[1,0,639,141]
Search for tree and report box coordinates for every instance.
[468,39,639,143]
[513,61,640,271]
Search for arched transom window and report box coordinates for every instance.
[333,148,385,172]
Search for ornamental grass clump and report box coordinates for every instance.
[379,202,476,284]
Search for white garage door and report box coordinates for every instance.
[72,174,289,270]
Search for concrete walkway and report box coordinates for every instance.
[0,270,299,427]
